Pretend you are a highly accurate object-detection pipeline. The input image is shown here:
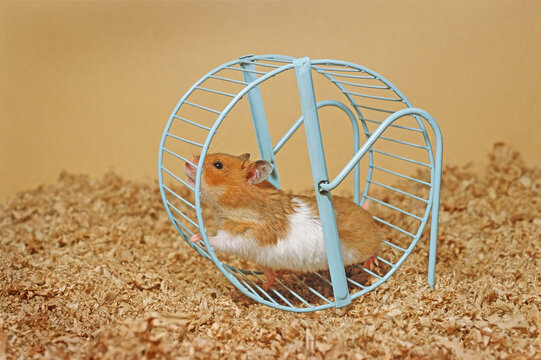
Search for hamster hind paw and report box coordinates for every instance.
[363,254,379,271]
[262,267,277,291]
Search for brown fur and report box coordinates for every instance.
[186,153,381,262]
[187,153,295,246]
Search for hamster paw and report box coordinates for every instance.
[190,233,203,244]
[363,254,379,271]
[262,267,277,291]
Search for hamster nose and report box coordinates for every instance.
[185,156,198,169]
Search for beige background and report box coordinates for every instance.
[1,0,540,201]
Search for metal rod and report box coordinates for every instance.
[346,277,367,289]
[347,91,403,102]
[364,195,423,221]
[376,256,396,268]
[263,285,296,307]
[362,267,383,280]
[171,217,194,236]
[241,60,281,189]
[373,134,429,149]
[208,75,249,85]
[273,116,303,154]
[275,279,313,307]
[167,201,199,228]
[163,184,197,210]
[372,216,416,238]
[239,272,281,305]
[267,288,295,308]
[367,180,429,203]
[195,86,236,97]
[354,104,394,114]
[427,113,443,289]
[290,274,332,304]
[312,271,333,287]
[362,118,423,133]
[162,147,198,167]
[330,79,389,89]
[225,265,263,276]
[370,165,431,186]
[161,166,195,192]
[173,115,212,131]
[224,65,267,75]
[183,101,222,115]
[371,149,432,168]
[245,61,282,68]
[248,272,291,306]
[189,240,211,258]
[382,240,408,253]
[315,71,375,80]
[164,134,204,148]
[222,266,267,302]
[294,56,351,308]
[312,66,361,72]
[256,57,294,64]
[225,271,260,299]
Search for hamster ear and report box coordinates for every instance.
[239,153,250,161]
[247,160,273,184]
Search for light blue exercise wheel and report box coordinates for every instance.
[158,54,443,312]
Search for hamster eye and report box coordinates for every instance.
[213,162,223,170]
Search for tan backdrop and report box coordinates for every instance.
[1,0,540,201]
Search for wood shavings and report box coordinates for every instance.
[1,143,540,359]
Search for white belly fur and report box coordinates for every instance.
[210,197,359,271]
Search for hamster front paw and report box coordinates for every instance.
[190,233,203,244]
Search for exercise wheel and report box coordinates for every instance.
[158,54,443,312]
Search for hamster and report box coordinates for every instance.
[184,153,381,291]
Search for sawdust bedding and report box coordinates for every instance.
[1,143,540,359]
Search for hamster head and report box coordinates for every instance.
[184,153,273,207]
